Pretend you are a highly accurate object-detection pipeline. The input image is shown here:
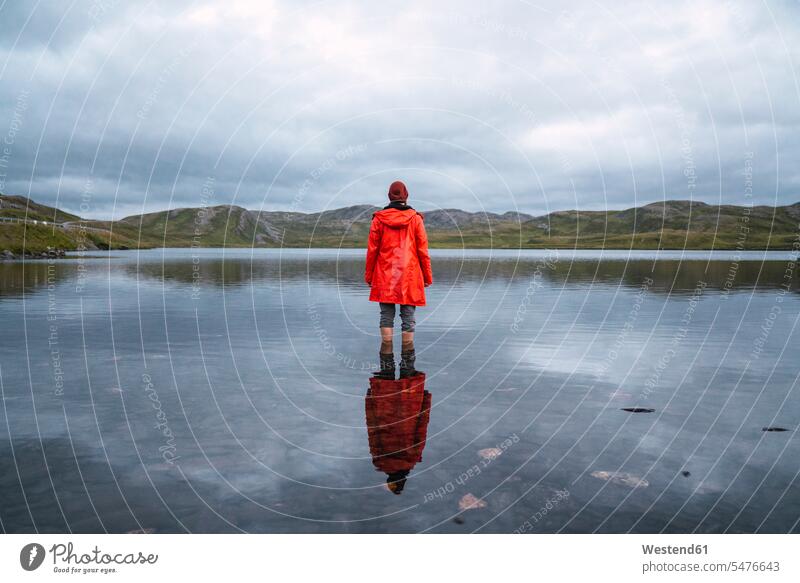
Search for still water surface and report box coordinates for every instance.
[1,248,798,532]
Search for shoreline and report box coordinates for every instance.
[3,246,798,262]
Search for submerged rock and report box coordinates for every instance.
[452,515,465,525]
[762,427,791,432]
[681,470,691,477]
[458,493,487,511]
[590,470,649,489]
[621,407,655,413]
[477,447,503,461]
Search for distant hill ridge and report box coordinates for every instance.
[1,193,799,255]
[116,203,535,228]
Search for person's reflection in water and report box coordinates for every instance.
[365,363,431,495]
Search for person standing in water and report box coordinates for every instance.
[365,181,433,377]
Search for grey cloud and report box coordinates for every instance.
[0,0,798,217]
[0,1,94,50]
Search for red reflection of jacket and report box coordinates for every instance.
[365,373,431,475]
[365,208,433,306]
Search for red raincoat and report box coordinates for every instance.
[365,373,431,475]
[365,208,433,306]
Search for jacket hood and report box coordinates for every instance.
[384,200,414,211]
[373,207,420,228]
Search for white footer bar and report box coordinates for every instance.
[1,534,796,582]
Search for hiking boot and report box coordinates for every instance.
[373,352,396,379]
[399,349,417,377]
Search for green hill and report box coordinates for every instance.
[1,193,799,256]
[0,194,82,223]
[0,194,150,255]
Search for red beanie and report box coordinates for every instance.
[388,181,408,202]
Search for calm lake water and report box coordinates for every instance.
[1,248,798,533]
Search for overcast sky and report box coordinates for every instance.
[0,0,798,218]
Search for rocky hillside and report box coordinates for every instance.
[2,193,799,255]
[0,194,145,256]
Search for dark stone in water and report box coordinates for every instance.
[621,407,655,413]
[681,470,691,477]
[762,427,790,432]
[453,515,465,525]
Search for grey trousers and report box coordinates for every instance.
[379,303,416,332]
